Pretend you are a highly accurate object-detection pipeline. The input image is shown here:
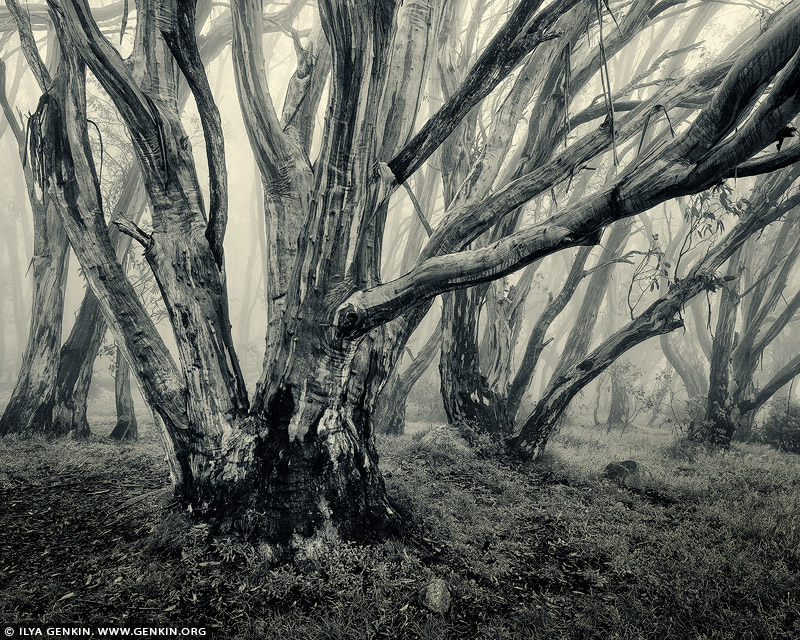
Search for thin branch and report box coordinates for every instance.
[401,181,433,237]
[113,215,153,250]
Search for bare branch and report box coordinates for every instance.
[401,181,433,238]
[388,0,580,184]
[113,215,153,250]
[5,0,51,90]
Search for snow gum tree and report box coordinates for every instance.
[4,0,800,545]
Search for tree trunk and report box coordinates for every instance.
[659,332,707,420]
[691,250,743,445]
[0,26,70,436]
[51,169,146,435]
[440,288,512,434]
[0,201,69,436]
[51,289,104,438]
[374,322,441,435]
[606,366,629,429]
[110,346,137,441]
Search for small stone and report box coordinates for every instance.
[419,577,451,614]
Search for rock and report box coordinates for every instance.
[603,460,639,481]
[419,577,451,614]
[603,460,650,489]
[419,425,472,455]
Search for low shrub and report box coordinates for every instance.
[760,399,800,454]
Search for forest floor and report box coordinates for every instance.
[1,414,799,639]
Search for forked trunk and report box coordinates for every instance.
[193,331,400,543]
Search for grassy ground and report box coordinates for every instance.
[1,418,799,639]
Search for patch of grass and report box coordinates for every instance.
[1,422,799,638]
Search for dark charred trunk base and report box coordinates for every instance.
[184,404,401,549]
[688,412,737,448]
[0,398,56,437]
[54,406,91,439]
[440,347,513,438]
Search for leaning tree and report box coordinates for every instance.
[5,0,800,545]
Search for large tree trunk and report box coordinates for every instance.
[691,250,743,445]
[51,289,105,438]
[0,202,69,436]
[0,26,70,437]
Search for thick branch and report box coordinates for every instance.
[335,11,800,338]
[388,0,579,184]
[728,142,800,178]
[162,0,227,267]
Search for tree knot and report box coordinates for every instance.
[333,301,366,336]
